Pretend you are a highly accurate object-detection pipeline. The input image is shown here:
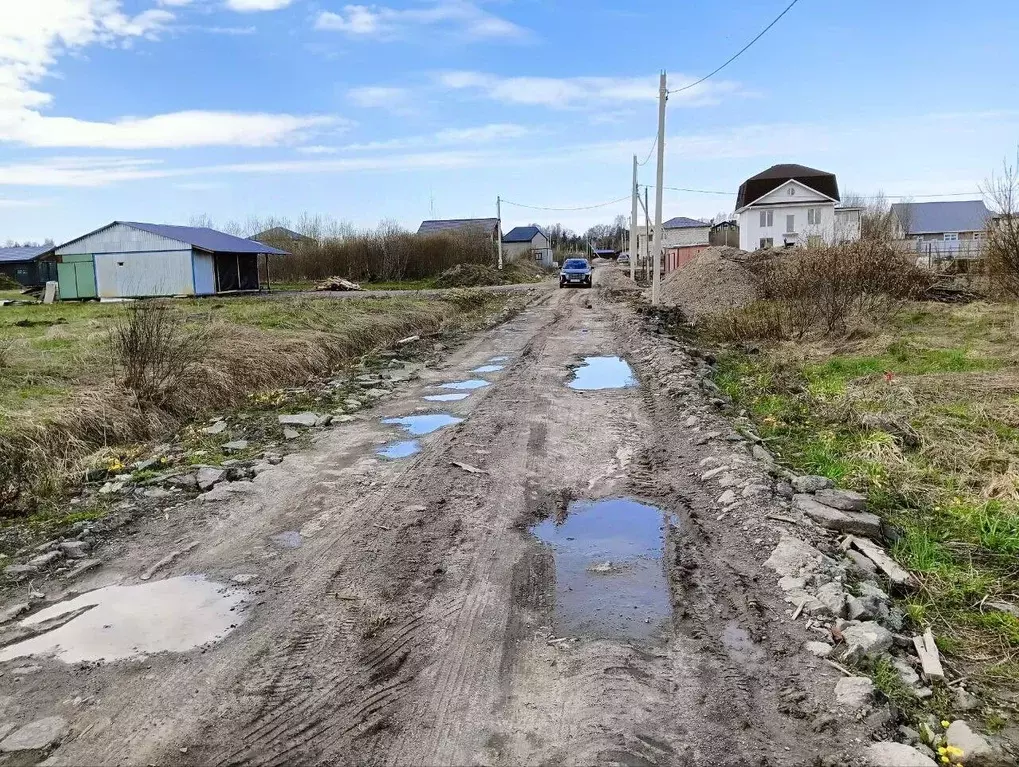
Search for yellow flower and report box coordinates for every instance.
[941,758,950,764]
[941,720,951,728]
[938,747,948,755]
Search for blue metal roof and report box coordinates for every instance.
[114,222,289,254]
[0,245,52,264]
[502,225,544,243]
[663,216,710,229]
[890,201,992,235]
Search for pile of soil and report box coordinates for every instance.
[660,246,758,322]
[434,264,498,288]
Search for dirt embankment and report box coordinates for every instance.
[660,246,758,321]
[434,259,551,288]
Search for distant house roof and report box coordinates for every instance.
[736,164,840,209]
[890,200,993,235]
[0,245,52,264]
[250,227,315,244]
[663,216,710,229]
[502,225,545,243]
[417,218,500,236]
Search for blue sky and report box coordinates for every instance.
[2,0,1018,242]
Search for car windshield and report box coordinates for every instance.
[563,259,589,269]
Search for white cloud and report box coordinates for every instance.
[343,122,534,151]
[347,85,412,113]
[314,1,528,41]
[0,0,339,149]
[158,0,193,5]
[0,197,51,208]
[226,0,294,11]
[296,145,341,155]
[436,71,743,108]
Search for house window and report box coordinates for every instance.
[786,214,796,233]
[972,232,982,240]
[944,233,959,241]
[807,208,821,226]
[759,210,773,227]
[787,186,796,196]
[534,251,542,261]
[759,237,774,249]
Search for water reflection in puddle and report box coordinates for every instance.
[423,393,470,402]
[489,356,510,362]
[530,498,670,641]
[0,576,248,664]
[471,364,504,374]
[377,440,421,459]
[440,379,491,391]
[568,356,636,391]
[382,413,462,435]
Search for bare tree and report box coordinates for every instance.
[981,151,1019,296]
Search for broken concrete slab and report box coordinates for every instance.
[764,534,826,578]
[282,428,300,440]
[793,495,882,538]
[791,475,834,493]
[804,640,833,658]
[196,467,225,491]
[945,721,994,763]
[0,716,69,752]
[912,628,945,682]
[65,559,101,579]
[834,676,874,709]
[58,541,89,559]
[4,564,38,578]
[701,465,728,481]
[850,537,917,590]
[202,421,228,435]
[814,488,868,511]
[716,490,737,506]
[315,414,333,427]
[221,440,249,453]
[815,582,848,618]
[862,742,937,767]
[841,621,893,659]
[278,412,319,428]
[27,551,62,568]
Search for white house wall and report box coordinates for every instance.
[739,203,836,250]
[55,223,191,256]
[94,250,195,298]
[192,251,217,295]
[751,181,830,207]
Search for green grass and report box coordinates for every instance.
[708,300,1019,699]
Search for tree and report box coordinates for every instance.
[981,151,1019,296]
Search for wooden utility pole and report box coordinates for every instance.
[496,196,503,270]
[651,71,667,305]
[630,154,638,281]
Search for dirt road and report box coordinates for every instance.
[2,263,873,766]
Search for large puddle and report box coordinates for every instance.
[0,576,248,664]
[423,393,470,402]
[471,364,504,374]
[530,498,670,641]
[440,379,491,391]
[568,356,637,390]
[382,413,462,435]
[376,440,421,459]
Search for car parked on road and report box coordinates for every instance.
[559,258,593,288]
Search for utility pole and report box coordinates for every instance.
[651,70,667,305]
[496,195,503,270]
[644,186,650,281]
[630,154,638,281]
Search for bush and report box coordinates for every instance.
[110,303,209,409]
[0,273,18,289]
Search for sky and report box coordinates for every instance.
[2,0,1019,243]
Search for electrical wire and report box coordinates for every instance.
[636,136,657,166]
[668,0,801,95]
[639,183,986,200]
[500,195,632,212]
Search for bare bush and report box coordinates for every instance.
[702,302,789,342]
[982,152,1019,297]
[110,303,209,409]
[748,240,930,338]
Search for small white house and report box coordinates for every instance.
[48,221,288,300]
[735,164,861,251]
[502,226,553,266]
[635,216,712,272]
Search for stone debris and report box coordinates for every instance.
[0,716,69,753]
[791,475,834,494]
[58,541,89,559]
[11,665,42,676]
[911,628,945,682]
[66,559,102,579]
[945,720,994,763]
[751,444,774,465]
[283,428,300,440]
[278,412,320,428]
[841,621,893,659]
[0,603,30,624]
[221,440,249,453]
[231,574,258,584]
[716,490,737,506]
[814,488,867,511]
[140,542,199,581]
[202,421,228,435]
[196,467,225,491]
[27,551,62,568]
[793,495,882,538]
[314,415,333,427]
[765,535,826,578]
[849,536,917,590]
[862,742,937,767]
[834,676,874,709]
[701,466,728,481]
[804,640,833,658]
[815,582,848,618]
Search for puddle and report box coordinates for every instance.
[382,413,462,436]
[568,356,637,391]
[272,530,303,548]
[471,364,504,374]
[377,440,421,459]
[423,393,470,402]
[489,356,510,362]
[0,576,248,664]
[440,379,491,391]
[530,498,670,641]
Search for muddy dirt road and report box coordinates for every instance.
[2,263,873,766]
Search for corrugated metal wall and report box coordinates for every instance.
[55,223,190,256]
[94,250,195,297]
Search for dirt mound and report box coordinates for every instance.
[434,263,499,288]
[660,246,757,321]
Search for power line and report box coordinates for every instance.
[636,136,657,166]
[640,183,986,200]
[668,0,801,95]
[500,195,632,212]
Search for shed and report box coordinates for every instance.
[502,225,553,266]
[48,221,289,300]
[0,245,56,287]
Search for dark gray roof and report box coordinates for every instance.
[120,222,289,255]
[737,164,839,209]
[250,227,314,243]
[502,225,545,243]
[890,201,993,235]
[663,216,710,229]
[417,218,499,235]
[0,245,52,264]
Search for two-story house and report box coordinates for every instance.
[735,164,861,251]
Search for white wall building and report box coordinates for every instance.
[502,226,553,266]
[734,164,861,251]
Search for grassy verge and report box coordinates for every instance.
[0,289,507,520]
[272,278,439,292]
[709,301,1019,697]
